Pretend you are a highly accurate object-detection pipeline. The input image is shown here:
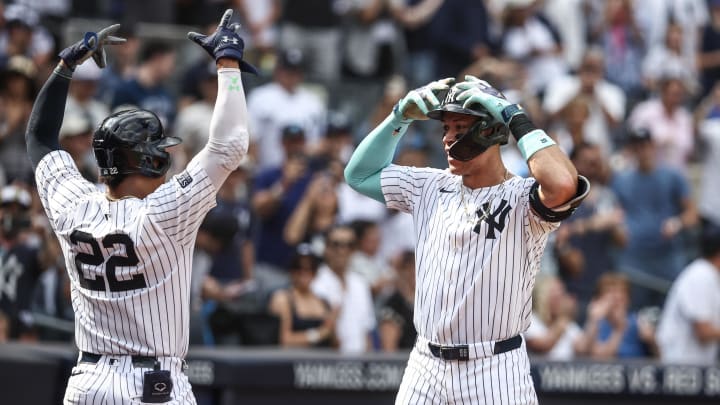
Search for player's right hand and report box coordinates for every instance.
[394,78,455,121]
[187,9,258,74]
[59,24,125,70]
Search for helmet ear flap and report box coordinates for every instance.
[134,146,172,178]
[94,147,115,176]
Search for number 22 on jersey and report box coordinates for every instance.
[70,230,147,292]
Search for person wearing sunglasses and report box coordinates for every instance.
[309,224,376,353]
[269,244,337,348]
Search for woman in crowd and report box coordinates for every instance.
[588,273,658,359]
[268,244,337,348]
[378,249,416,352]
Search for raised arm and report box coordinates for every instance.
[187,9,258,189]
[456,76,588,219]
[26,25,124,168]
[25,63,70,167]
[344,78,454,202]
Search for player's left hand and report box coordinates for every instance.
[455,75,523,125]
[59,24,126,70]
[187,9,258,74]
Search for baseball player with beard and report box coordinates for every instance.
[25,9,255,404]
[345,76,589,404]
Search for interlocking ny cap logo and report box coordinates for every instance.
[444,80,507,108]
[444,85,463,104]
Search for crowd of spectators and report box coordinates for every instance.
[0,0,718,367]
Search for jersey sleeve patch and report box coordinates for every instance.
[148,161,217,245]
[176,171,193,188]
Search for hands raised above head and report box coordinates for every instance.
[59,24,125,70]
[187,8,258,74]
[394,77,455,121]
[454,75,522,125]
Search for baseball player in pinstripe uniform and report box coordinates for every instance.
[25,10,255,404]
[345,76,589,404]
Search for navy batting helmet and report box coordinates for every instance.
[93,109,181,179]
[427,82,509,161]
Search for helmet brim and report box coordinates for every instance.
[427,104,488,120]
[155,136,182,149]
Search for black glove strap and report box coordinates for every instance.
[508,113,538,142]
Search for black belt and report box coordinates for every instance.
[80,351,158,368]
[428,335,522,361]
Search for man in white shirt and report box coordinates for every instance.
[247,48,326,170]
[657,225,720,365]
[543,48,626,156]
[310,224,376,353]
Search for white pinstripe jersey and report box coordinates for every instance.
[381,164,558,345]
[36,150,217,358]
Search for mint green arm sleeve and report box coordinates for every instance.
[344,112,411,203]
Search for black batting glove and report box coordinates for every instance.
[58,24,125,70]
[187,9,258,74]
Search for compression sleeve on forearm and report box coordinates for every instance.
[344,112,411,203]
[192,68,249,189]
[26,66,72,169]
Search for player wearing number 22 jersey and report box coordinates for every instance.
[26,9,255,404]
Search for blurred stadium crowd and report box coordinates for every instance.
[0,0,718,368]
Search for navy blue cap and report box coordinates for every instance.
[282,124,305,140]
[277,48,305,71]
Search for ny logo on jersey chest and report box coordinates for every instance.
[473,199,512,239]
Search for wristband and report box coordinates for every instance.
[517,130,556,160]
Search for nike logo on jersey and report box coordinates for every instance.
[439,187,454,193]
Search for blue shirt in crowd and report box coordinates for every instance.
[597,313,650,358]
